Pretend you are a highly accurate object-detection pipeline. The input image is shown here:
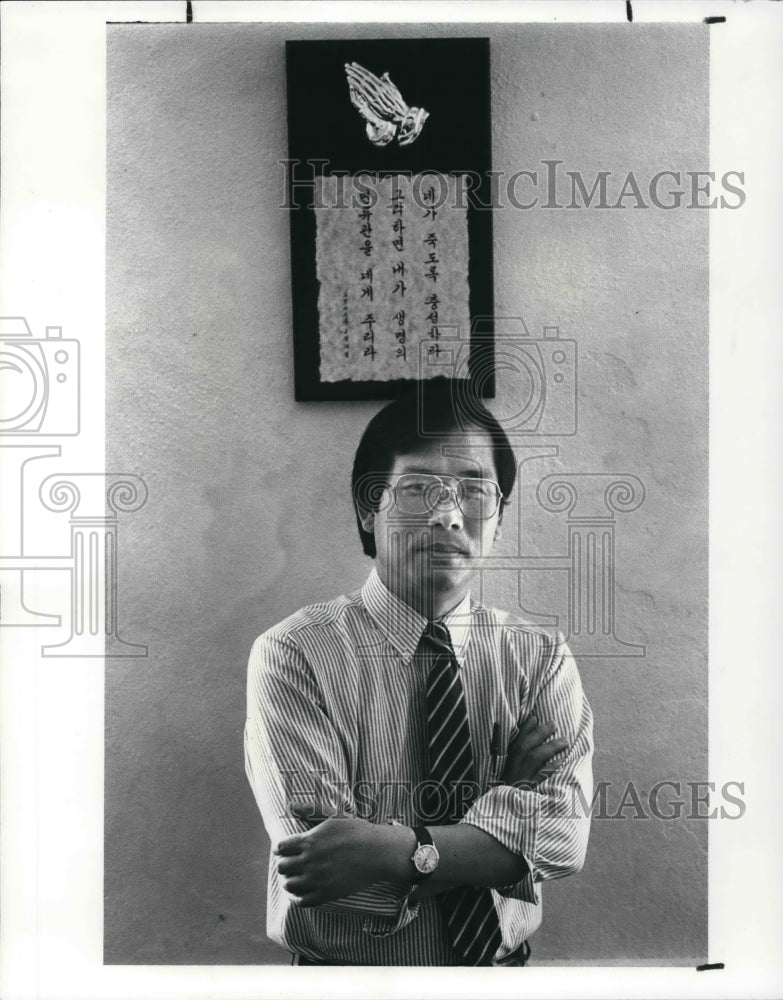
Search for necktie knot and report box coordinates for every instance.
[425,619,452,650]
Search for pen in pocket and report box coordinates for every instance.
[490,722,501,756]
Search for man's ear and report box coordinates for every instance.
[359,509,375,533]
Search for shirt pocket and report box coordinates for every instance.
[487,752,508,786]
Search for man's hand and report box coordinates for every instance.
[503,715,569,787]
[274,805,410,907]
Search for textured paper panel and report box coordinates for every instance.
[315,174,471,382]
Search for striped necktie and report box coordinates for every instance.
[419,620,503,966]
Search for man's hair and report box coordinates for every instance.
[351,378,517,558]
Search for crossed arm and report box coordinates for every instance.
[275,716,568,907]
[246,631,593,917]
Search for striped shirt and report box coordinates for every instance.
[244,569,593,965]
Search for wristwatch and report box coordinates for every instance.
[410,826,440,882]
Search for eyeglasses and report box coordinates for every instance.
[389,474,504,520]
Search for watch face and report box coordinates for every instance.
[414,843,439,874]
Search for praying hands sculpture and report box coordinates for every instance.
[345,62,429,148]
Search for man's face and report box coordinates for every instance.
[359,429,505,616]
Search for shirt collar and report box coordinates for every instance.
[360,568,473,665]
[440,592,473,665]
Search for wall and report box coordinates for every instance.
[106,22,708,964]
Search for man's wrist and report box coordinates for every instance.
[375,822,419,883]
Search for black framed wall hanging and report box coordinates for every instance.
[285,37,494,401]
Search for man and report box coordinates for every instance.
[244,380,593,966]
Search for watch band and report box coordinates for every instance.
[413,825,434,848]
